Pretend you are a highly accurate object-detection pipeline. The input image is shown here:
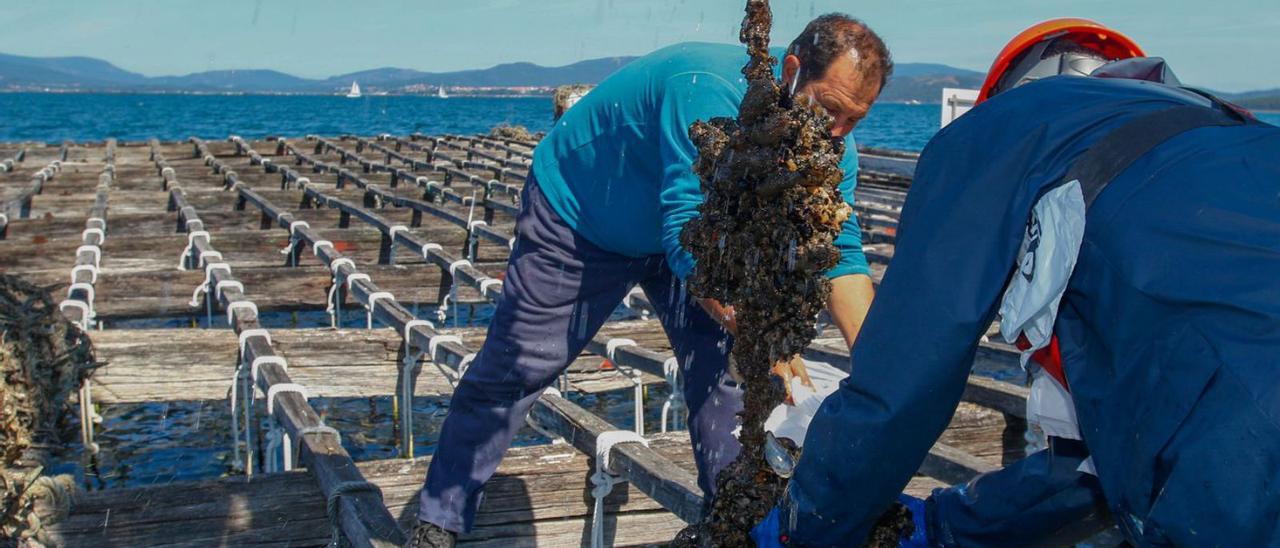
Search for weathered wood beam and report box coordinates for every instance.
[229,142,505,304]
[527,390,706,524]
[185,139,406,546]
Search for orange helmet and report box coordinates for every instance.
[976,18,1144,104]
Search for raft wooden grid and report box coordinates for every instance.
[0,134,1029,547]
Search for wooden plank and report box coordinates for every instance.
[172,169,712,530]
[962,375,1031,420]
[84,326,670,403]
[48,437,700,547]
[297,137,523,226]
[921,442,1000,485]
[59,150,113,327]
[527,391,706,524]
[11,136,1015,548]
[807,340,1027,419]
[228,145,506,304]
[181,141,406,546]
[85,329,454,403]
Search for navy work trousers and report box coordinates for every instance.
[417,175,742,532]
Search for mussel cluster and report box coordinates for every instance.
[671,0,852,545]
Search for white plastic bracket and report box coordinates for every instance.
[365,291,394,329]
[59,300,91,327]
[76,245,101,270]
[589,430,649,548]
[226,300,258,325]
[428,335,461,361]
[215,280,244,301]
[82,227,105,244]
[267,383,309,413]
[478,278,502,298]
[606,339,638,364]
[67,281,95,302]
[71,264,98,284]
[447,259,471,278]
[403,319,433,355]
[238,328,272,356]
[250,355,288,386]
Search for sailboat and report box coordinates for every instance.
[437,86,449,99]
[346,81,362,98]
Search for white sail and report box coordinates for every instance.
[346,81,362,98]
[437,86,448,99]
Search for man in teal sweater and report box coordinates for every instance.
[410,14,891,547]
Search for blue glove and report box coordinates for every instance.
[751,506,785,548]
[897,494,930,548]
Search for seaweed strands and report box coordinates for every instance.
[0,274,97,546]
[670,1,851,546]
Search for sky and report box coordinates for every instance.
[0,0,1276,92]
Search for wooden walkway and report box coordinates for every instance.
[0,135,1027,547]
[37,433,956,548]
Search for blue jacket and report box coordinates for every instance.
[531,42,869,281]
[786,75,1280,545]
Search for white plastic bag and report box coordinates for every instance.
[998,180,1086,363]
[763,359,848,448]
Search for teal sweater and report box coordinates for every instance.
[531,42,868,281]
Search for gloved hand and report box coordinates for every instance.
[752,497,929,547]
[751,506,785,548]
[897,494,930,548]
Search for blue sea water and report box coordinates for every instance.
[0,92,944,151]
[2,93,1275,152]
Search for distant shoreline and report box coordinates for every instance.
[0,89,947,106]
[0,89,553,98]
[0,89,943,105]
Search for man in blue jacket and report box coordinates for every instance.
[754,19,1280,547]
[408,14,892,546]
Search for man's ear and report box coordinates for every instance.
[782,54,802,86]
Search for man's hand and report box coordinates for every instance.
[772,355,813,404]
[697,297,737,334]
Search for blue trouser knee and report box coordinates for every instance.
[417,175,741,532]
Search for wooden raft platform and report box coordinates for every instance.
[0,135,1027,547]
[44,434,961,548]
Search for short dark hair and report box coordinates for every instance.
[787,14,893,92]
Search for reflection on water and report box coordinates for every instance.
[52,302,659,490]
[0,94,966,153]
[52,384,676,491]
[53,296,1025,491]
[106,303,500,330]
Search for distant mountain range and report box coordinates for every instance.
[0,52,635,95]
[1,51,1275,107]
